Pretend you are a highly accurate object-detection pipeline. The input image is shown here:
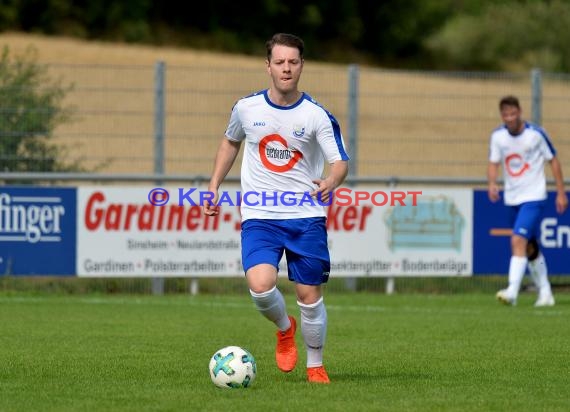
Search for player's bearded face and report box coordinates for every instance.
[500,106,523,135]
[267,45,304,94]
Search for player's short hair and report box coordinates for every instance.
[499,95,520,110]
[266,33,304,61]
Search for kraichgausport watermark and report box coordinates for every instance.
[147,188,422,207]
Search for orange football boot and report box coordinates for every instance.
[307,366,330,383]
[275,316,298,372]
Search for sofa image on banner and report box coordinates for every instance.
[384,195,464,251]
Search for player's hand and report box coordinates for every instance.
[488,183,500,203]
[203,189,220,216]
[311,178,335,204]
[555,191,568,214]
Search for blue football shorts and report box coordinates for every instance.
[508,200,546,240]
[240,217,330,285]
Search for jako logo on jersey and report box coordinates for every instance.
[259,134,303,172]
[293,124,305,138]
[505,153,530,177]
[253,121,266,127]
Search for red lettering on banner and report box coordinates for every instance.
[203,211,220,231]
[156,205,165,230]
[105,204,121,230]
[138,204,154,231]
[85,191,104,230]
[326,203,343,229]
[124,204,138,230]
[168,206,184,230]
[359,206,372,230]
[326,204,372,231]
[186,205,202,230]
[84,191,221,231]
[343,206,358,230]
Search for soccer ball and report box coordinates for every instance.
[209,346,257,389]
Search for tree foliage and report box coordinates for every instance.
[1,0,570,70]
[0,45,77,172]
[0,0,463,65]
[426,0,570,71]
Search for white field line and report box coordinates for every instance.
[0,295,565,317]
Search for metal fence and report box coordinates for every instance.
[2,63,570,294]
[2,63,570,182]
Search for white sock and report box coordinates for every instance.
[507,256,528,297]
[297,297,327,368]
[250,287,291,331]
[528,253,552,296]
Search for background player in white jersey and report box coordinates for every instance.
[488,95,567,306]
[203,33,349,383]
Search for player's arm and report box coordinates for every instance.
[487,161,501,202]
[312,160,348,203]
[312,110,350,203]
[204,138,242,216]
[549,156,568,214]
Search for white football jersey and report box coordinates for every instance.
[225,89,349,220]
[489,122,556,205]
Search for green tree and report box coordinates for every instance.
[0,45,78,173]
[426,0,570,71]
[0,0,19,31]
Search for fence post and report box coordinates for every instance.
[344,64,360,292]
[385,179,397,295]
[531,68,542,126]
[152,60,166,295]
[347,64,359,175]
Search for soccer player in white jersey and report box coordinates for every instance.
[203,33,349,383]
[488,95,567,306]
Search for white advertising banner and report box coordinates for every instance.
[326,187,472,276]
[77,186,472,277]
[77,187,242,277]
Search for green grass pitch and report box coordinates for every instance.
[0,291,568,411]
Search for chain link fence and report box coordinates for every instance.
[3,62,569,180]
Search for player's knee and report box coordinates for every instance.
[295,284,322,305]
[526,238,540,261]
[246,264,278,293]
[511,234,527,255]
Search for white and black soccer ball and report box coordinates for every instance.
[209,346,257,389]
